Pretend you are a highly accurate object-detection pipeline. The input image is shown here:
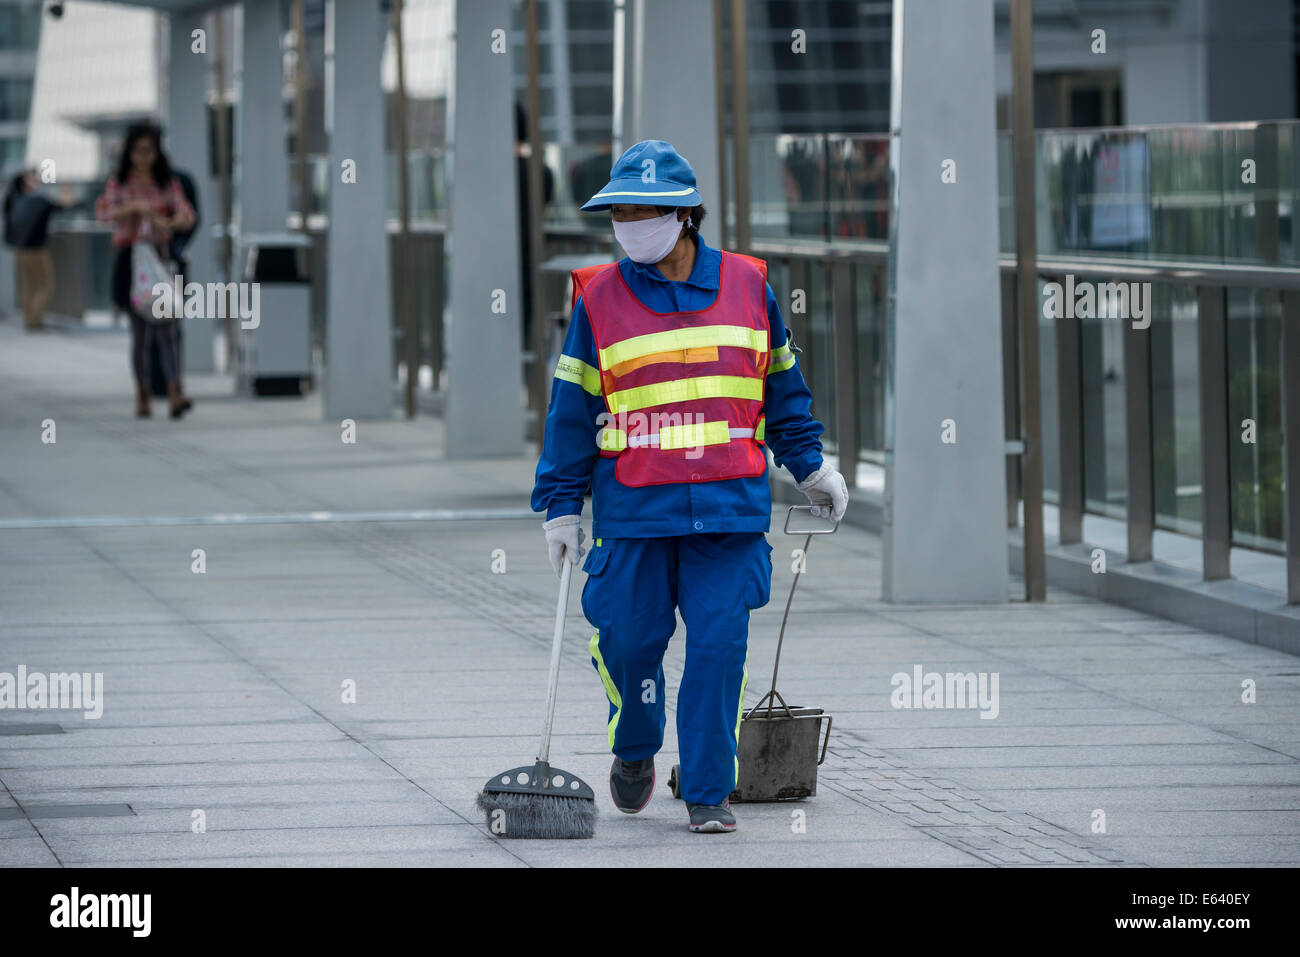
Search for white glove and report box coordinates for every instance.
[797,463,849,522]
[542,514,586,577]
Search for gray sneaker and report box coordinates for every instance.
[610,757,655,813]
[686,800,737,833]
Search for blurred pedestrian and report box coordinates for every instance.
[3,169,60,331]
[94,123,196,419]
[145,165,200,398]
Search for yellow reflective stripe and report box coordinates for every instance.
[733,649,749,789]
[599,428,626,452]
[589,187,696,200]
[659,419,731,451]
[607,375,764,415]
[589,630,622,750]
[599,324,767,368]
[554,354,602,395]
[755,416,766,442]
[769,343,795,374]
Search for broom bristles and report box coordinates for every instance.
[476,790,597,839]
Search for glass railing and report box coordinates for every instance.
[743,134,890,246]
[1029,122,1299,264]
[740,121,1300,265]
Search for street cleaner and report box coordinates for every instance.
[531,140,848,833]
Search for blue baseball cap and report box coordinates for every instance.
[580,139,702,211]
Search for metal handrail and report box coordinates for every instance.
[750,238,1300,290]
[1013,256,1300,290]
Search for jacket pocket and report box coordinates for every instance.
[743,536,774,610]
[582,538,611,576]
[580,538,612,626]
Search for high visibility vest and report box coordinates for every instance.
[572,251,771,487]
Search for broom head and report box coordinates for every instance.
[477,760,597,839]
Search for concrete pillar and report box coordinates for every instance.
[622,0,720,241]
[546,0,574,147]
[236,1,290,235]
[444,0,523,457]
[166,11,216,372]
[322,0,393,420]
[882,0,1009,603]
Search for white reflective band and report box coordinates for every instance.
[589,187,696,200]
[623,427,755,448]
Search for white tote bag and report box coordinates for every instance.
[128,218,180,323]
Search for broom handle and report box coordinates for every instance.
[537,559,573,765]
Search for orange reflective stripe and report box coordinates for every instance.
[610,346,718,377]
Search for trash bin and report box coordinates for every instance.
[237,232,313,396]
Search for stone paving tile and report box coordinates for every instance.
[818,736,1130,865]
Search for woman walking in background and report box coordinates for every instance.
[95,123,196,419]
[3,169,60,332]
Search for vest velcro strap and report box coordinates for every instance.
[598,422,759,453]
[768,342,795,374]
[659,420,731,450]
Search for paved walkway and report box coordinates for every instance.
[1,318,1298,866]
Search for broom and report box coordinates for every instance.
[476,560,597,838]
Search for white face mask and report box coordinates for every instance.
[613,210,684,264]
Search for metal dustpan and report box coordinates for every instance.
[669,505,836,803]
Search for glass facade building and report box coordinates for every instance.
[0,0,42,171]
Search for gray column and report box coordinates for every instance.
[444,0,523,457]
[881,0,1009,603]
[236,1,290,235]
[546,0,574,147]
[622,0,720,241]
[167,12,216,372]
[323,0,393,421]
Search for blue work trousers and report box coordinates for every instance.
[580,532,773,805]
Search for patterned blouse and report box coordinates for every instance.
[94,172,195,249]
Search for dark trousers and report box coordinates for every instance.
[113,245,181,391]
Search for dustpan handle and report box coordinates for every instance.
[537,560,573,765]
[766,506,840,698]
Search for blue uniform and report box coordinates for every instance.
[531,234,827,805]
